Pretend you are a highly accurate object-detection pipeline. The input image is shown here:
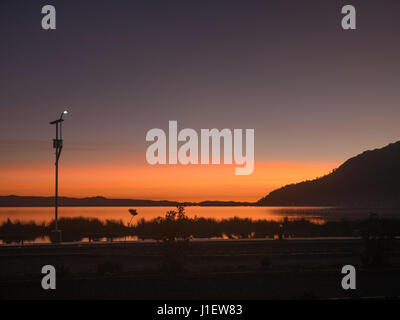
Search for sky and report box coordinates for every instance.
[1,0,399,201]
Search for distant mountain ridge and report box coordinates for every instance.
[0,195,254,207]
[258,141,400,207]
[3,142,400,208]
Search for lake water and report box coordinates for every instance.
[0,206,399,225]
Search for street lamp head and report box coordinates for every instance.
[60,110,68,119]
[50,110,68,124]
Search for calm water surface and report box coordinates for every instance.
[1,206,399,244]
[0,206,399,224]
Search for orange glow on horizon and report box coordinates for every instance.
[0,161,339,202]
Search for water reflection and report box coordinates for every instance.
[0,206,398,225]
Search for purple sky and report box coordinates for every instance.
[1,0,400,172]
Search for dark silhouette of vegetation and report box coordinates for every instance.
[158,206,191,274]
[0,218,47,244]
[0,217,131,243]
[1,212,400,244]
[258,141,400,206]
[135,215,400,240]
[52,217,130,242]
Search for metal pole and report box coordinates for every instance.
[55,156,58,230]
[50,111,67,243]
[55,122,59,231]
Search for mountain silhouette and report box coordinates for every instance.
[0,196,179,207]
[0,195,253,207]
[258,141,400,207]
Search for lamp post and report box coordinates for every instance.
[49,110,68,243]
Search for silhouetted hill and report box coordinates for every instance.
[0,196,180,207]
[0,195,254,207]
[258,141,400,207]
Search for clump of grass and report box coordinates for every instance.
[1,210,400,243]
[0,218,47,243]
[0,216,132,243]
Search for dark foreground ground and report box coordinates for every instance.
[0,239,399,299]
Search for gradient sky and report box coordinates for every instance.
[1,0,399,201]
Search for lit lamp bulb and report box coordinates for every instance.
[60,110,68,119]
